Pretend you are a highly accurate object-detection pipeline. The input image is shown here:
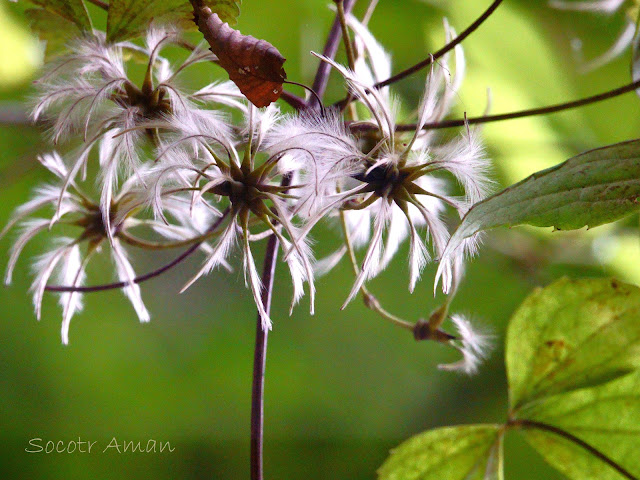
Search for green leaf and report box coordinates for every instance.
[517,372,640,480]
[377,425,503,480]
[507,277,640,410]
[26,8,81,58]
[107,0,242,42]
[440,140,640,264]
[28,0,92,31]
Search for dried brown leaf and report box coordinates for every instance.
[193,4,286,108]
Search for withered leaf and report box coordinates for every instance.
[193,5,286,108]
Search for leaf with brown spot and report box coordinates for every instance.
[192,4,286,108]
[507,277,640,410]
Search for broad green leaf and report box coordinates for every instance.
[440,140,640,264]
[26,8,80,58]
[377,425,503,480]
[28,0,92,31]
[507,277,640,410]
[517,372,640,480]
[107,0,241,42]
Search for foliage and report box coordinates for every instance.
[440,141,640,276]
[380,278,640,480]
[2,1,640,480]
[19,0,242,44]
[378,425,503,480]
[107,0,242,42]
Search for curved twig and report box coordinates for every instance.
[333,0,504,109]
[309,0,358,109]
[347,78,640,133]
[44,209,229,293]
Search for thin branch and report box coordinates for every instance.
[250,233,278,480]
[45,243,200,293]
[44,209,229,293]
[376,0,503,89]
[309,0,358,109]
[338,210,414,331]
[511,419,638,480]
[332,0,503,110]
[347,78,640,133]
[250,174,292,480]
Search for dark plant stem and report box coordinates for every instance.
[249,170,292,480]
[250,234,279,480]
[510,419,638,480]
[377,0,503,89]
[46,242,200,292]
[348,78,640,133]
[45,209,229,293]
[309,0,358,109]
[415,77,640,130]
[279,89,309,111]
[249,0,356,473]
[333,0,503,109]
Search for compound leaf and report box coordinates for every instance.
[378,425,503,480]
[507,277,640,410]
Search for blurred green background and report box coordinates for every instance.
[1,0,639,479]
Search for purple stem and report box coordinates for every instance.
[45,241,201,293]
[250,0,357,474]
[279,90,307,111]
[250,234,279,480]
[346,77,640,133]
[309,0,358,109]
[375,0,503,89]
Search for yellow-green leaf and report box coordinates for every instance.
[377,425,503,480]
[517,372,640,480]
[507,278,640,410]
